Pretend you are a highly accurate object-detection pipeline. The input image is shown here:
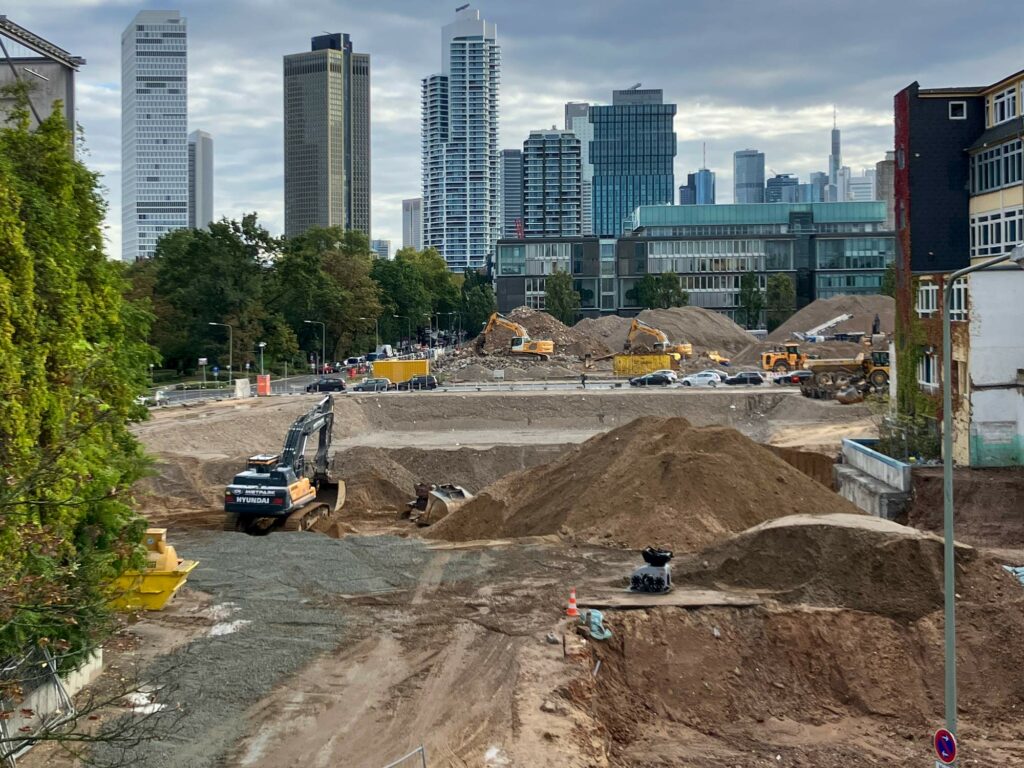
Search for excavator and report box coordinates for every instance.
[223,395,345,534]
[624,318,693,358]
[480,312,554,359]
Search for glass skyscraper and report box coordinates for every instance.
[500,149,523,238]
[121,10,188,262]
[421,7,500,272]
[733,149,765,203]
[522,129,581,237]
[590,88,676,236]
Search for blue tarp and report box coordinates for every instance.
[1002,565,1024,586]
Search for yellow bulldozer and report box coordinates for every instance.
[624,318,693,359]
[761,342,808,373]
[480,312,555,359]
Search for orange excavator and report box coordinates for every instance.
[480,312,555,359]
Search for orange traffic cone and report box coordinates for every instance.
[566,588,580,617]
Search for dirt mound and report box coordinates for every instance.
[135,454,239,529]
[907,466,1024,546]
[767,294,895,342]
[680,513,974,620]
[571,307,753,357]
[428,416,860,550]
[480,306,612,358]
[440,358,579,382]
[731,339,868,367]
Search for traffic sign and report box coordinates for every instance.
[213,366,219,373]
[934,728,957,764]
[198,357,208,366]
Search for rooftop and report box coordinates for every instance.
[628,202,889,230]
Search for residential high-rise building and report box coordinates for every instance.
[590,87,676,236]
[522,128,582,238]
[187,130,213,229]
[733,149,765,203]
[371,239,391,260]
[565,103,595,235]
[847,169,877,201]
[421,6,500,271]
[402,197,422,250]
[766,173,799,203]
[120,10,188,262]
[283,33,370,238]
[500,149,523,238]
[875,152,895,230]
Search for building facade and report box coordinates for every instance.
[590,87,676,236]
[421,6,501,271]
[187,129,213,229]
[766,173,799,203]
[0,17,84,131]
[566,103,594,235]
[495,202,894,323]
[402,197,422,250]
[733,149,765,203]
[564,101,589,131]
[283,33,370,238]
[847,169,877,202]
[371,239,391,260]
[876,152,896,230]
[499,149,523,238]
[120,10,188,262]
[522,129,582,238]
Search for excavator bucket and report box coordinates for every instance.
[411,484,473,526]
[317,478,346,513]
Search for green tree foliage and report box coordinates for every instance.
[460,269,496,338]
[633,273,690,309]
[544,270,581,325]
[737,271,765,329]
[880,262,896,298]
[0,91,150,659]
[765,273,797,332]
[373,247,461,345]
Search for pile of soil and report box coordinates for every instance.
[438,356,580,382]
[479,306,613,358]
[907,466,1024,546]
[428,416,861,550]
[679,513,976,620]
[572,307,754,356]
[767,294,895,342]
[731,339,869,367]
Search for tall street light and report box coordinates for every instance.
[257,341,267,375]
[941,242,1024,734]
[423,313,433,349]
[304,320,326,375]
[393,314,411,347]
[208,322,233,385]
[358,316,380,351]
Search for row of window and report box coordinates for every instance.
[988,85,1019,127]
[916,280,967,321]
[970,139,1022,195]
[969,206,1023,258]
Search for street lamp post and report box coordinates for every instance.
[423,313,433,349]
[940,243,1024,735]
[393,315,411,349]
[358,316,380,352]
[304,320,326,375]
[208,322,233,385]
[257,342,267,375]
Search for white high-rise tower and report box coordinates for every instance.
[121,10,188,262]
[421,7,500,272]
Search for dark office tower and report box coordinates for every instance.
[500,149,523,238]
[284,33,370,237]
[766,173,799,203]
[564,101,589,131]
[590,87,676,236]
[522,129,582,237]
[733,149,765,203]
[679,180,697,205]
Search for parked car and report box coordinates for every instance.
[364,352,381,364]
[724,371,765,386]
[649,369,679,382]
[696,369,730,382]
[775,369,814,386]
[629,372,674,387]
[344,356,365,367]
[352,377,391,392]
[397,374,439,391]
[305,377,347,393]
[680,372,720,387]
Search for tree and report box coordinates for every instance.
[544,270,581,325]
[737,271,765,329]
[765,273,797,332]
[0,87,150,663]
[880,262,896,298]
[460,269,496,339]
[633,273,689,310]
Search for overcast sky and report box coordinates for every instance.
[7,0,1024,258]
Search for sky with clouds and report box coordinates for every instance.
[6,0,1023,259]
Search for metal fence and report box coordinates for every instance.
[380,745,427,768]
[0,647,75,767]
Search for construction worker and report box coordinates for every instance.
[580,373,587,390]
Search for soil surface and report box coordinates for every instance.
[767,294,895,342]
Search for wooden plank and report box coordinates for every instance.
[578,588,762,609]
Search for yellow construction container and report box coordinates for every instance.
[110,528,197,612]
[371,358,429,384]
[613,353,675,377]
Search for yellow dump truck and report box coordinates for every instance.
[613,353,676,377]
[371,358,429,385]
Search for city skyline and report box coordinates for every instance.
[9,0,1020,259]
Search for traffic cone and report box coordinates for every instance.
[566,588,580,618]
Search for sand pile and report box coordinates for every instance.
[767,294,895,342]
[479,306,613,358]
[428,416,861,550]
[438,355,580,382]
[571,307,753,356]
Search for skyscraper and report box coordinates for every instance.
[847,169,877,202]
[876,151,895,230]
[522,128,582,238]
[733,149,765,203]
[829,110,841,186]
[679,180,697,205]
[421,7,500,271]
[591,87,676,236]
[283,33,370,238]
[765,173,799,203]
[371,239,391,259]
[187,130,213,229]
[565,102,594,234]
[402,198,422,250]
[121,10,188,262]
[693,168,715,205]
[500,149,523,238]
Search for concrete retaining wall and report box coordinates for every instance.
[835,439,912,520]
[841,438,912,492]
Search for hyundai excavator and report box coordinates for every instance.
[624,318,693,358]
[223,395,345,534]
[480,312,554,359]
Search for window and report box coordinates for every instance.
[917,349,938,392]
[992,86,1018,126]
[970,206,1023,258]
[949,278,968,322]
[949,101,966,120]
[916,283,938,318]
[970,140,1022,194]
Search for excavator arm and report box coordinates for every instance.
[483,312,530,338]
[279,395,335,483]
[625,318,669,350]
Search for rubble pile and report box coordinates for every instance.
[767,294,895,342]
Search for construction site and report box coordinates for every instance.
[22,299,1024,768]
